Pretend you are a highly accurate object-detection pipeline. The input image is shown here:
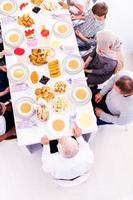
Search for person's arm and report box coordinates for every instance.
[71,14,85,20]
[75,30,90,42]
[73,3,84,14]
[100,75,117,95]
[0,87,10,97]
[0,126,15,142]
[90,61,116,76]
[84,48,96,69]
[100,111,133,125]
[41,136,56,173]
[0,65,7,72]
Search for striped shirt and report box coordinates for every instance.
[74,10,105,46]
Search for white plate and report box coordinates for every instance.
[63,54,84,74]
[0,0,17,16]
[76,111,96,131]
[71,86,92,105]
[53,21,73,38]
[7,63,29,84]
[4,29,24,47]
[48,115,69,135]
[14,97,35,119]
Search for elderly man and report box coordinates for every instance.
[91,71,133,125]
[41,128,93,180]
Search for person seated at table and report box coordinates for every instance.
[0,65,11,103]
[74,2,108,53]
[91,70,133,125]
[41,127,94,180]
[0,102,16,142]
[84,30,124,86]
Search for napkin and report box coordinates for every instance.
[17,120,37,129]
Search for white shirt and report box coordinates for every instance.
[42,136,94,180]
[0,115,6,135]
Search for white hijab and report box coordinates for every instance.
[96,30,122,60]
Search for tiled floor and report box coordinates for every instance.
[0,1,133,200]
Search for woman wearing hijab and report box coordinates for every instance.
[84,30,124,86]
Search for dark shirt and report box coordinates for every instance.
[85,48,117,85]
[0,71,10,102]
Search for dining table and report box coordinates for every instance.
[0,0,97,146]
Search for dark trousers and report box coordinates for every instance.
[91,88,113,125]
[4,111,15,132]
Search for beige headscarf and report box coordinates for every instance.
[96,30,124,72]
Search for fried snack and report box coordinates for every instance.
[31,0,43,5]
[37,104,49,121]
[54,81,67,94]
[53,95,69,113]
[35,86,55,102]
[29,49,48,66]
[30,71,39,84]
[48,59,61,78]
[18,14,34,27]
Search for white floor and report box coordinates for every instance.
[0,1,133,200]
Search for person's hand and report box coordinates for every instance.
[71,14,77,20]
[95,108,104,118]
[8,127,16,137]
[75,30,82,37]
[95,92,104,103]
[84,69,92,73]
[41,136,49,145]
[72,127,82,137]
[0,65,7,72]
[5,87,10,94]
[84,61,89,69]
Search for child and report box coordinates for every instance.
[74,2,108,55]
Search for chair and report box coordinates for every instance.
[53,171,90,187]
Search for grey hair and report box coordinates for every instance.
[58,137,79,159]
